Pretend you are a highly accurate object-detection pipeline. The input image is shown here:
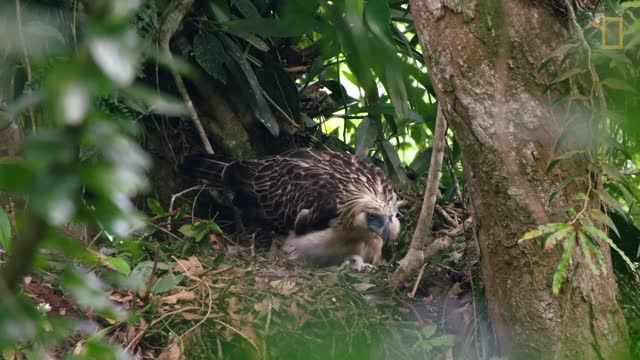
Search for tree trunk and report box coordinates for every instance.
[409,1,629,358]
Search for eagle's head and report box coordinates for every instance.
[342,191,400,243]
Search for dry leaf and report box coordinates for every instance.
[269,279,298,295]
[161,291,196,304]
[173,256,204,276]
[157,342,183,360]
[109,291,133,303]
[180,312,204,320]
[353,283,375,292]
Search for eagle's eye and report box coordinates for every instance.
[367,213,378,222]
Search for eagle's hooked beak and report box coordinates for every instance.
[368,215,390,242]
[378,222,390,242]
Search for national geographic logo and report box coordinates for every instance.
[591,16,624,50]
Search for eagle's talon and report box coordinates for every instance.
[346,255,375,272]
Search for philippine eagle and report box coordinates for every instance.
[183,148,401,267]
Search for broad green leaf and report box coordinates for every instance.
[364,0,393,42]
[552,232,576,296]
[354,118,377,158]
[383,63,410,120]
[232,0,260,18]
[256,63,300,123]
[193,32,228,83]
[0,207,11,251]
[421,324,437,338]
[104,257,131,275]
[222,36,279,136]
[151,274,184,294]
[381,139,409,189]
[146,198,165,216]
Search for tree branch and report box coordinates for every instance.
[390,105,447,286]
[157,0,214,155]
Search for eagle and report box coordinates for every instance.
[182,148,401,268]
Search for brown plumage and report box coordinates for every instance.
[183,148,400,267]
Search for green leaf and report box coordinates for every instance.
[543,227,572,251]
[428,335,455,347]
[420,324,437,338]
[584,226,636,273]
[179,221,222,242]
[600,78,639,94]
[546,150,585,174]
[588,209,620,239]
[381,139,409,189]
[551,68,584,84]
[548,173,580,205]
[222,36,279,136]
[129,262,154,285]
[621,1,640,8]
[578,231,599,275]
[0,207,11,251]
[382,63,410,120]
[146,198,165,216]
[256,63,300,123]
[519,223,567,242]
[552,232,576,296]
[232,0,260,18]
[355,118,377,158]
[193,32,228,83]
[151,274,184,294]
[104,257,131,275]
[595,189,627,217]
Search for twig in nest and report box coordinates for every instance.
[436,205,459,228]
[409,263,427,299]
[439,217,473,238]
[407,236,453,298]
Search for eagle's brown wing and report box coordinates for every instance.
[222,148,340,233]
[183,148,396,235]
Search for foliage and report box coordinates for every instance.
[0,0,185,357]
[519,1,640,294]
